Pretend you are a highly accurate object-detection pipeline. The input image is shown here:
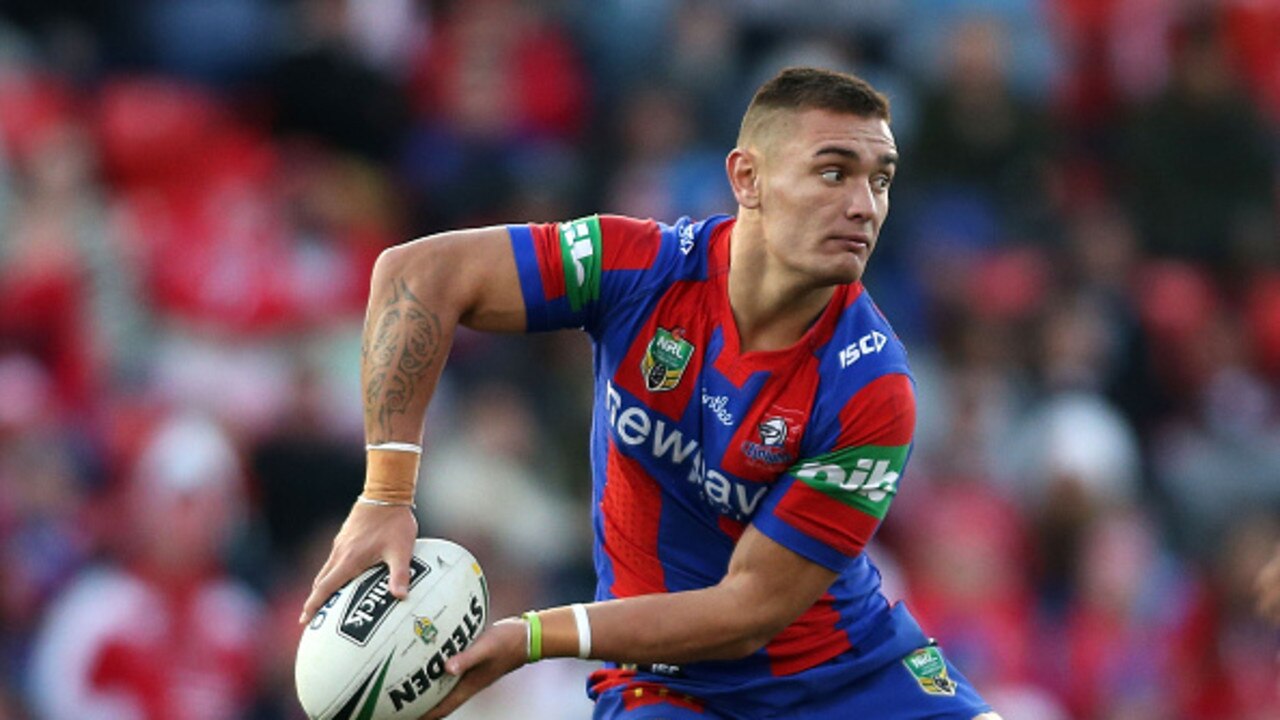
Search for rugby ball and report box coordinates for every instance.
[295,539,489,720]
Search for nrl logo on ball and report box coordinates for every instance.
[413,617,439,647]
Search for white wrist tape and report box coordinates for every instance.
[366,442,423,454]
[356,495,416,510]
[570,603,592,659]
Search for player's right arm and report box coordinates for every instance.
[301,226,525,623]
[301,214,668,622]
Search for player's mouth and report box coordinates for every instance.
[829,234,873,254]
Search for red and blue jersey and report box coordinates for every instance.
[508,214,932,710]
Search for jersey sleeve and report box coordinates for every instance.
[751,373,915,573]
[507,214,676,336]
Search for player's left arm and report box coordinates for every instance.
[423,373,914,720]
[422,526,839,720]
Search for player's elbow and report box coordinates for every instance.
[713,561,832,661]
[724,628,778,660]
[372,229,509,324]
[371,234,463,303]
[714,590,798,660]
[712,618,787,661]
[374,235,443,284]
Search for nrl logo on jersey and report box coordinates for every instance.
[641,327,694,392]
[903,646,957,697]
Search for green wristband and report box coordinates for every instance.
[522,611,543,663]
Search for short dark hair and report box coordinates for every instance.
[738,67,891,146]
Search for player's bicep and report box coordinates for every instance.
[386,226,528,333]
[449,227,528,332]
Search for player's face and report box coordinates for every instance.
[757,109,896,285]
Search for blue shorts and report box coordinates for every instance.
[593,643,991,720]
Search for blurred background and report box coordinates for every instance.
[0,0,1277,718]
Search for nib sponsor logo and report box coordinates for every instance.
[795,458,899,501]
[789,444,908,518]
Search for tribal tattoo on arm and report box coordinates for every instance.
[363,278,444,440]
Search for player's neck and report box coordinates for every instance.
[726,222,835,354]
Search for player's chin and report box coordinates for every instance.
[815,256,866,285]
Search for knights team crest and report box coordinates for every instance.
[641,328,694,392]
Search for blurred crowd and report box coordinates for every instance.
[0,0,1277,718]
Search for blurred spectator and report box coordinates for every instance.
[141,0,279,86]
[1049,0,1179,139]
[1059,202,1161,429]
[1010,391,1141,509]
[897,478,1034,690]
[1179,514,1280,719]
[103,81,379,335]
[662,0,743,143]
[1121,15,1277,268]
[418,382,583,599]
[0,77,116,412]
[1008,389,1143,614]
[28,413,263,720]
[910,309,1029,489]
[897,0,1061,101]
[1221,0,1280,123]
[251,362,365,562]
[1050,508,1203,720]
[603,83,732,219]
[268,0,410,162]
[0,382,94,705]
[908,16,1053,239]
[1152,306,1280,553]
[255,524,343,720]
[401,0,588,229]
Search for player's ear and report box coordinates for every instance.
[727,148,761,210]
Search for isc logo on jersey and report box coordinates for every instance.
[839,331,888,368]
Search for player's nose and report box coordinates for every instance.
[845,179,876,219]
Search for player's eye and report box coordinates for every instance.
[820,169,844,183]
[872,174,893,191]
